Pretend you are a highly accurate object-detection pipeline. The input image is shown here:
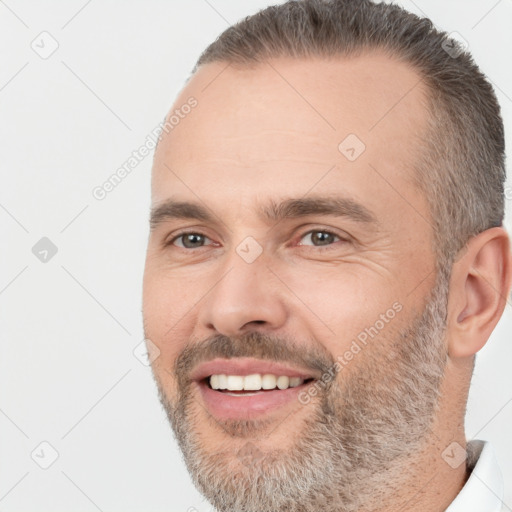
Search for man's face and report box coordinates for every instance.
[143,55,447,511]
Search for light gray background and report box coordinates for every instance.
[1,1,511,511]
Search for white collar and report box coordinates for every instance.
[445,440,503,512]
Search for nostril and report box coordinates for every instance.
[240,320,266,330]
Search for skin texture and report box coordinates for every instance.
[142,54,511,511]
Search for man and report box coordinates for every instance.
[142,0,511,510]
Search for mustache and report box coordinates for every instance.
[174,331,335,383]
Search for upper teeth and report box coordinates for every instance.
[209,374,304,391]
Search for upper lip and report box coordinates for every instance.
[190,357,319,382]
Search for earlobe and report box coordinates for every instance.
[447,227,512,359]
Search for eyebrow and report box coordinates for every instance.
[149,196,378,230]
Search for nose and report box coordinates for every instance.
[197,250,288,338]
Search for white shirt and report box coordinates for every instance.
[446,440,504,512]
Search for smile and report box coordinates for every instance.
[209,373,306,393]
[191,358,318,421]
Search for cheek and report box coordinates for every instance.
[142,269,203,365]
[143,264,203,326]
[281,266,405,351]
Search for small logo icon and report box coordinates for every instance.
[441,32,469,58]
[338,133,366,161]
[31,31,59,59]
[236,236,263,264]
[133,338,161,366]
[441,441,467,469]
[31,441,59,469]
[32,237,58,263]
[237,442,264,468]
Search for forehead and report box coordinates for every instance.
[152,54,429,221]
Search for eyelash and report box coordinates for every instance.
[167,228,347,251]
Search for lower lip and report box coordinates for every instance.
[196,380,312,420]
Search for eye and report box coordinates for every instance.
[172,232,213,249]
[298,229,342,247]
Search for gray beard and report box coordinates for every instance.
[152,275,449,512]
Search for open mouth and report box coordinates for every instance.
[191,358,319,420]
[204,374,315,396]
[197,373,316,420]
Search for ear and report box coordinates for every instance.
[446,227,512,359]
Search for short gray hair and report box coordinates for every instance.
[193,0,506,273]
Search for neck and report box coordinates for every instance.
[365,357,473,512]
[368,433,469,512]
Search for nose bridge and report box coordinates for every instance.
[199,242,287,335]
